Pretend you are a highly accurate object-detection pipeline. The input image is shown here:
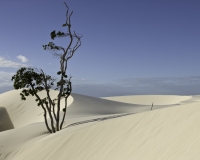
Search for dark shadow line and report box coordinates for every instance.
[64,112,136,129]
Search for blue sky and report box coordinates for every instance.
[0,0,200,97]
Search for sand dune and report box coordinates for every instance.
[0,90,200,160]
[0,89,73,128]
[102,95,192,105]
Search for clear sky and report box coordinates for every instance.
[0,0,200,97]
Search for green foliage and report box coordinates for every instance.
[42,42,62,51]
[11,67,72,107]
[50,30,56,40]
[11,67,55,106]
[11,67,40,90]
[57,71,62,75]
[50,30,65,40]
[57,31,65,36]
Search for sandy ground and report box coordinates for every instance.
[0,89,200,160]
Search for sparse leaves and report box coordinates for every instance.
[57,71,62,75]
[43,42,63,50]
[50,30,56,40]
[50,30,67,40]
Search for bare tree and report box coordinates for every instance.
[11,2,82,133]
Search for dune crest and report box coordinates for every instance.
[102,95,192,105]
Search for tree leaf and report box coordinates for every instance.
[50,30,56,40]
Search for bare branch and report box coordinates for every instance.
[38,2,82,133]
[60,77,72,130]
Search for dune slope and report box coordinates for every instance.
[0,90,200,160]
[4,102,200,160]
[0,89,73,128]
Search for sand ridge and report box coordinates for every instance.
[102,95,192,105]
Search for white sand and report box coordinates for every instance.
[0,90,200,160]
[0,89,73,128]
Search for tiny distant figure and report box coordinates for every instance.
[151,102,154,111]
